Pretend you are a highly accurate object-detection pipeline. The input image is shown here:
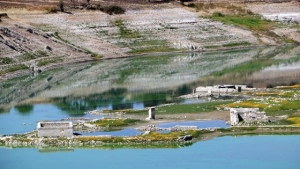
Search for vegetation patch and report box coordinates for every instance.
[5,64,28,73]
[37,57,63,66]
[111,19,140,38]
[157,101,233,114]
[102,109,148,115]
[90,118,142,127]
[226,100,269,110]
[285,117,300,126]
[211,56,273,76]
[207,11,279,39]
[0,57,14,65]
[277,84,300,89]
[222,41,250,47]
[16,50,48,62]
[103,5,125,15]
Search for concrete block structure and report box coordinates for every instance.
[37,121,73,137]
[230,108,269,126]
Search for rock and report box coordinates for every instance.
[177,135,193,141]
[142,131,150,135]
[27,29,33,33]
[45,45,52,51]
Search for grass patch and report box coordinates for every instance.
[157,101,233,114]
[102,109,148,115]
[277,84,300,89]
[17,50,48,62]
[226,100,269,110]
[204,45,220,49]
[207,11,281,40]
[37,57,63,66]
[111,19,140,38]
[265,100,300,115]
[90,118,141,127]
[5,64,28,73]
[222,41,250,47]
[0,57,14,65]
[285,117,300,126]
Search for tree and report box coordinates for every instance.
[59,0,64,12]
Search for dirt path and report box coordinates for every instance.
[125,111,230,128]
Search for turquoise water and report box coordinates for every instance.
[1,135,299,169]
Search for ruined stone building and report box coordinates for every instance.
[37,122,73,137]
[230,108,269,126]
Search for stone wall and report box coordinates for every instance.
[230,108,269,125]
[37,122,73,137]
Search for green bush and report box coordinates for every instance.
[6,64,28,73]
[103,5,125,15]
[0,57,14,65]
[212,12,224,17]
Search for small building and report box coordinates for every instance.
[37,121,73,137]
[230,108,269,126]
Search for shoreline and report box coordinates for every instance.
[0,44,283,81]
[1,125,300,149]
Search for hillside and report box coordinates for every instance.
[0,0,300,79]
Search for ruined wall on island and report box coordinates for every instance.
[230,108,269,126]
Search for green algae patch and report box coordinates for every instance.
[90,118,142,127]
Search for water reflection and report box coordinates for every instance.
[157,120,229,129]
[0,46,300,135]
[14,104,33,116]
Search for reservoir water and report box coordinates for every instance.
[1,47,300,168]
[1,135,300,169]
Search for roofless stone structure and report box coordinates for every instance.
[37,122,73,137]
[230,108,269,126]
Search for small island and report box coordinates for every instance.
[1,84,300,149]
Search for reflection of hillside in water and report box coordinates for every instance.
[0,46,299,112]
[38,49,256,99]
[195,46,300,87]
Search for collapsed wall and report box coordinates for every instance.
[37,122,73,137]
[230,108,269,125]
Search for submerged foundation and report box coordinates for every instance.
[37,122,73,137]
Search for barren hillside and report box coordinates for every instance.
[0,0,299,79]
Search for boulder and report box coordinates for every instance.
[177,135,193,141]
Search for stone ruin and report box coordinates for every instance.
[230,108,270,126]
[146,107,155,120]
[37,121,73,137]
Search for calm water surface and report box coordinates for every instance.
[1,47,300,168]
[1,135,299,169]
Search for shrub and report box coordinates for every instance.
[6,64,28,73]
[212,12,224,17]
[103,5,125,15]
[0,57,13,65]
[59,0,64,12]
[45,6,58,13]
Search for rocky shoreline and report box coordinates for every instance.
[1,126,300,148]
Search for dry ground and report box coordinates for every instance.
[1,1,300,79]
